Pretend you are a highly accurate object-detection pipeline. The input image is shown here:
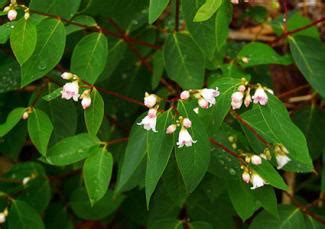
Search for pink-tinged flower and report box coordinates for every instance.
[180,90,190,100]
[166,124,177,134]
[22,111,29,120]
[231,91,244,110]
[200,87,220,107]
[244,92,252,107]
[182,118,192,128]
[238,85,246,92]
[61,72,74,80]
[242,171,250,184]
[144,93,157,108]
[7,9,17,21]
[0,212,5,224]
[81,96,92,109]
[61,81,80,101]
[176,127,197,148]
[252,87,268,105]
[276,154,291,169]
[198,98,209,109]
[250,173,265,189]
[251,155,262,165]
[137,109,157,132]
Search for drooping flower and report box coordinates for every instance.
[61,81,80,101]
[198,98,209,109]
[137,109,157,132]
[144,93,157,108]
[276,154,291,169]
[182,118,192,129]
[250,173,266,189]
[252,87,268,105]
[251,155,262,165]
[200,87,220,107]
[61,72,74,80]
[180,91,190,100]
[231,91,244,110]
[80,90,92,109]
[242,171,250,184]
[176,127,197,148]
[166,124,177,134]
[7,9,17,21]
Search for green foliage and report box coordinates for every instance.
[84,89,104,135]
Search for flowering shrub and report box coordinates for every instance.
[0,0,324,228]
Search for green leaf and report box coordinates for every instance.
[164,33,205,89]
[44,203,73,229]
[42,87,62,102]
[30,0,81,19]
[0,107,25,137]
[83,147,113,205]
[28,109,53,156]
[241,95,313,172]
[238,42,292,67]
[46,133,99,166]
[152,50,164,89]
[250,205,305,229]
[190,221,214,229]
[176,101,210,192]
[253,186,278,218]
[0,52,21,93]
[250,160,288,190]
[8,200,44,229]
[149,219,183,229]
[84,89,104,135]
[71,32,108,84]
[21,19,66,87]
[65,15,97,35]
[227,178,257,221]
[0,22,16,44]
[215,0,232,51]
[145,111,174,207]
[148,0,169,24]
[193,0,223,22]
[70,187,124,220]
[10,18,37,65]
[289,35,325,97]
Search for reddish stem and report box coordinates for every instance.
[209,138,242,160]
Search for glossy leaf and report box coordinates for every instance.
[176,101,210,192]
[289,35,325,97]
[164,33,205,89]
[148,0,169,24]
[84,89,104,135]
[21,19,66,86]
[71,32,108,84]
[83,147,113,205]
[10,18,37,65]
[46,133,99,166]
[0,107,25,137]
[30,0,81,19]
[193,0,223,22]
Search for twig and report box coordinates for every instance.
[209,138,243,161]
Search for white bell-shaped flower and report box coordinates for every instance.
[137,109,157,132]
[61,81,80,101]
[176,127,197,148]
[276,154,291,169]
[200,87,220,107]
[250,173,266,189]
[231,91,244,110]
[252,87,268,105]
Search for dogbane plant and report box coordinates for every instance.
[0,0,324,228]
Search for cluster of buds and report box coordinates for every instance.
[3,0,30,21]
[0,208,8,224]
[274,144,291,169]
[228,135,237,149]
[231,80,273,110]
[241,166,266,189]
[166,117,197,148]
[180,87,220,110]
[60,72,92,110]
[137,93,160,132]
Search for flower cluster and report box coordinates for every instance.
[260,144,291,169]
[180,87,220,110]
[137,93,159,132]
[167,117,197,148]
[3,0,30,21]
[241,167,266,189]
[60,72,92,110]
[231,81,273,110]
[0,208,8,224]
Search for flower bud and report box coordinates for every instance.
[0,212,6,224]
[180,90,190,100]
[3,6,10,12]
[144,93,157,108]
[238,85,246,92]
[231,91,243,110]
[241,56,249,63]
[81,96,91,109]
[198,98,209,109]
[182,118,192,128]
[61,72,74,80]
[166,124,177,134]
[251,155,262,165]
[24,12,30,20]
[244,92,252,107]
[7,9,17,21]
[242,171,250,184]
[22,177,31,185]
[22,111,29,120]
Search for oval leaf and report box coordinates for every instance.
[193,0,223,22]
[84,89,104,135]
[0,107,25,137]
[148,0,170,24]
